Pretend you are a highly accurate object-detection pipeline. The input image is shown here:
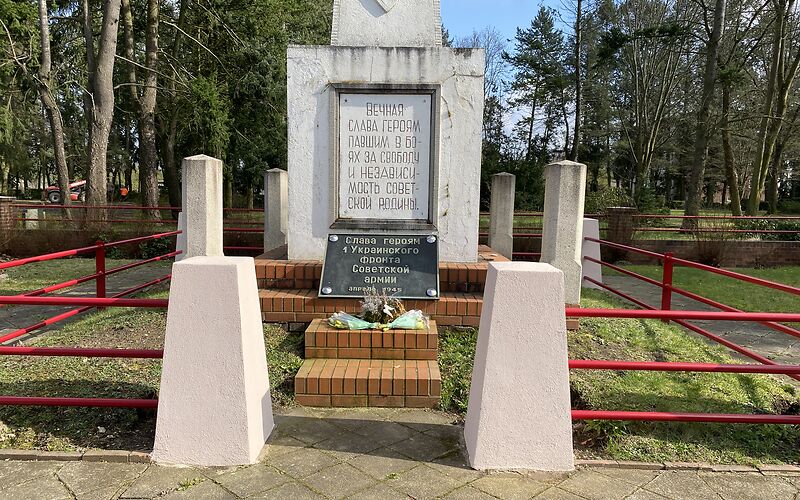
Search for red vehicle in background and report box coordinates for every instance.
[43,180,86,204]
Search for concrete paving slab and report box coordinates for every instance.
[303,462,377,499]
[248,480,324,499]
[470,473,551,499]
[347,420,418,447]
[56,461,146,497]
[0,473,71,500]
[593,466,662,485]
[699,472,798,499]
[347,447,418,479]
[532,486,587,499]
[388,432,459,462]
[558,468,641,499]
[442,485,499,499]
[388,464,466,499]
[347,481,411,500]
[643,470,722,500]
[310,428,383,461]
[264,446,340,479]
[0,461,62,489]
[212,464,289,498]
[120,465,205,499]
[161,478,236,499]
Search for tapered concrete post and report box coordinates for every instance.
[541,160,587,304]
[152,256,274,466]
[464,262,574,471]
[264,169,288,253]
[581,218,603,289]
[181,155,223,258]
[175,212,187,262]
[488,173,515,260]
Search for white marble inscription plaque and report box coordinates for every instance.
[338,93,432,221]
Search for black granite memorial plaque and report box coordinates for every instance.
[319,233,439,299]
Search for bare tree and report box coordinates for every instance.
[85,0,123,216]
[36,0,71,210]
[746,0,800,214]
[684,0,727,219]
[121,0,161,219]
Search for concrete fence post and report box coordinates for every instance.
[264,168,288,253]
[581,218,603,289]
[488,173,515,260]
[541,160,587,305]
[152,256,274,466]
[175,212,187,262]
[464,262,574,471]
[154,154,274,466]
[181,154,224,258]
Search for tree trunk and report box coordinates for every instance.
[720,82,742,215]
[37,0,72,217]
[684,0,726,221]
[570,0,582,162]
[85,0,122,219]
[140,0,160,218]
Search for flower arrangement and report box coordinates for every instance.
[328,291,429,331]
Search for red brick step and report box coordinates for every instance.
[304,319,438,360]
[295,359,441,408]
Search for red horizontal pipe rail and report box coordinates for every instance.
[584,256,665,289]
[0,245,98,270]
[20,272,102,298]
[565,308,800,323]
[585,237,666,260]
[579,277,792,374]
[16,218,179,224]
[636,227,800,234]
[104,251,180,277]
[13,203,263,213]
[0,274,171,344]
[582,276,656,310]
[632,214,800,220]
[568,359,800,374]
[669,256,800,296]
[667,284,800,339]
[104,230,181,248]
[0,347,163,358]
[0,396,158,408]
[0,297,167,308]
[571,410,800,424]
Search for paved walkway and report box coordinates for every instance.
[1,407,799,499]
[0,264,170,342]
[601,276,800,365]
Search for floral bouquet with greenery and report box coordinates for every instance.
[328,291,429,331]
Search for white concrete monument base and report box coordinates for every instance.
[464,262,574,471]
[152,256,274,466]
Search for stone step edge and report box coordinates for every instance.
[0,449,795,474]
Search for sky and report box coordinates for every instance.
[440,0,560,43]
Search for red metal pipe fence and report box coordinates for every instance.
[575,236,800,424]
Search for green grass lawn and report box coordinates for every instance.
[606,265,800,315]
[0,295,300,451]
[0,258,173,295]
[439,289,800,465]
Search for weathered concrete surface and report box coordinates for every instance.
[464,262,574,471]
[488,172,515,260]
[181,154,223,258]
[541,160,587,304]
[264,168,288,253]
[4,407,800,499]
[153,256,273,466]
[581,217,603,289]
[286,45,485,262]
[332,0,442,47]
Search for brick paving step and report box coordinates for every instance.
[305,319,438,360]
[295,359,441,408]
[259,289,482,327]
[255,245,508,294]
[259,289,580,330]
